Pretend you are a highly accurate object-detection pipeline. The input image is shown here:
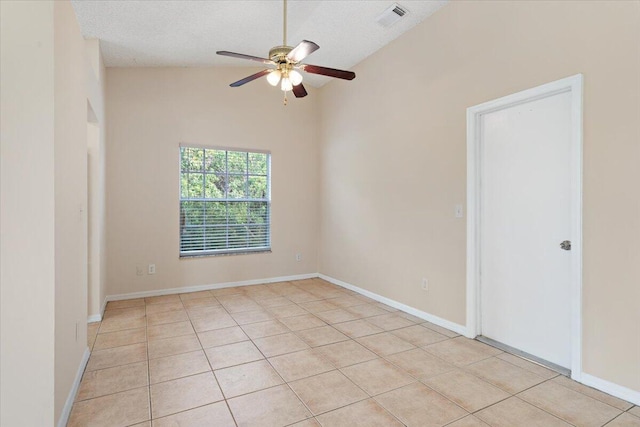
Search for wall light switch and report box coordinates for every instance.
[148,264,156,275]
[455,204,464,218]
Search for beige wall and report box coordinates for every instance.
[53,0,92,420]
[318,0,640,392]
[1,1,104,423]
[105,68,319,296]
[86,38,108,319]
[1,2,57,424]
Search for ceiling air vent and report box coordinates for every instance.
[376,3,408,28]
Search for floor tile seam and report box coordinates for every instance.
[72,384,151,408]
[624,407,640,416]
[145,328,153,425]
[440,413,479,427]
[87,344,149,364]
[495,353,561,380]
[510,388,601,427]
[371,390,471,427]
[74,373,150,404]
[240,325,294,341]
[150,394,228,422]
[148,330,198,342]
[388,328,451,346]
[602,412,636,426]
[549,376,634,411]
[90,327,147,352]
[149,360,212,384]
[102,313,147,323]
[199,330,242,427]
[455,362,548,396]
[481,395,580,427]
[146,317,193,328]
[283,416,320,427]
[519,377,626,415]
[98,323,149,334]
[361,394,414,426]
[290,385,371,419]
[419,343,496,368]
[335,360,418,399]
[383,367,487,417]
[78,358,151,381]
[198,337,250,351]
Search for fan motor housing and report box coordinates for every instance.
[269,45,293,64]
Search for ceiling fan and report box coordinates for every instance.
[216,0,356,104]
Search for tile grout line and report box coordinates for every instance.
[192,292,240,427]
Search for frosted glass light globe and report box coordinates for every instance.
[289,70,303,86]
[266,70,281,86]
[281,77,293,91]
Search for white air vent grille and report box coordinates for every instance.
[376,3,409,28]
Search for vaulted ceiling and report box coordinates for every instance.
[71,0,447,87]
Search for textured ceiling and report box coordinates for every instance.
[71,0,447,87]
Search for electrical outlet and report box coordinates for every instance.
[148,264,156,275]
[421,278,429,291]
[295,253,302,262]
[136,266,143,276]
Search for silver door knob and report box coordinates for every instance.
[560,240,571,251]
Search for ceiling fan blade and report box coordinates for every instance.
[292,83,308,98]
[217,51,274,65]
[299,64,356,80]
[230,69,272,87]
[286,40,320,63]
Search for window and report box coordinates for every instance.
[179,146,270,256]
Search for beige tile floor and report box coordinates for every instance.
[70,278,640,427]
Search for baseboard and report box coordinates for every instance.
[105,273,319,302]
[87,314,102,323]
[580,373,640,406]
[57,347,90,427]
[318,274,468,336]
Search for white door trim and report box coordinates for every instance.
[465,74,583,380]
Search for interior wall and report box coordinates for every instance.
[318,0,640,392]
[0,2,57,425]
[85,38,107,320]
[105,67,320,296]
[53,0,91,421]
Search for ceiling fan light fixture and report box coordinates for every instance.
[281,77,293,92]
[289,69,303,86]
[267,69,281,86]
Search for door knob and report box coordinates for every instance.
[560,240,571,251]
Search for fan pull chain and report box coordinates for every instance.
[283,91,288,106]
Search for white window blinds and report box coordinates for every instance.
[179,146,271,256]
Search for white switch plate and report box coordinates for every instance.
[421,278,429,291]
[148,264,156,275]
[295,253,302,262]
[455,204,464,218]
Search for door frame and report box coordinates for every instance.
[465,74,584,380]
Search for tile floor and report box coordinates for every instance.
[70,278,640,427]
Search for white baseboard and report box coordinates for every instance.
[318,274,467,336]
[87,314,102,323]
[57,347,90,427]
[580,372,640,406]
[105,273,319,302]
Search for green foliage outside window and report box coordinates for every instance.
[179,147,270,255]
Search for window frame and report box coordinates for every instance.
[178,143,271,258]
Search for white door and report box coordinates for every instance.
[479,90,574,369]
